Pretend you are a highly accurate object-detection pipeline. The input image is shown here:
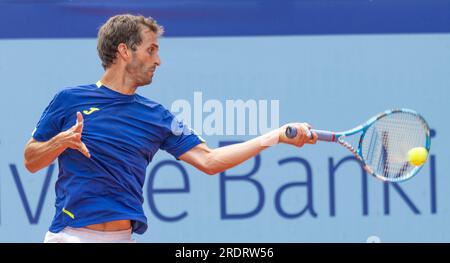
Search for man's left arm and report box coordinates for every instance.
[179,123,317,175]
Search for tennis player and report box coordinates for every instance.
[23,14,317,243]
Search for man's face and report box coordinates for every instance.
[125,28,161,86]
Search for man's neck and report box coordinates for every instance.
[100,67,137,95]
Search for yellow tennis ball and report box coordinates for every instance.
[407,147,428,166]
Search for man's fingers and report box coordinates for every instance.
[296,123,312,138]
[308,131,318,144]
[299,123,312,139]
[74,133,82,140]
[78,142,91,158]
[295,125,307,147]
[296,138,306,148]
[77,111,84,124]
[286,123,315,147]
[282,122,315,147]
[74,111,84,132]
[66,141,79,150]
[66,140,91,158]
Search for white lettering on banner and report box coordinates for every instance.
[171,92,279,136]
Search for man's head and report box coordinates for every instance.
[97,14,164,86]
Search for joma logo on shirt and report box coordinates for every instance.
[83,107,100,115]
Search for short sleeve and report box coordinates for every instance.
[159,112,205,159]
[32,90,66,142]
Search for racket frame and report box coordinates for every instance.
[328,109,431,182]
[286,109,431,182]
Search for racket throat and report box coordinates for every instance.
[338,137,363,162]
[338,137,375,177]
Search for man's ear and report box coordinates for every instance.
[117,43,131,61]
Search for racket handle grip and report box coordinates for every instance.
[285,126,336,142]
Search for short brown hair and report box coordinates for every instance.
[97,14,164,69]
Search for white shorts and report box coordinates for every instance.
[43,226,136,243]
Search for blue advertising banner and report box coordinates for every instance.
[0,0,449,38]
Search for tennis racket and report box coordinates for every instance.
[285,109,431,182]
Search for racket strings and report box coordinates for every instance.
[361,112,429,181]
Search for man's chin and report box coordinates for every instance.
[138,78,152,87]
[145,75,154,85]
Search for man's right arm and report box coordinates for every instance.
[24,112,90,173]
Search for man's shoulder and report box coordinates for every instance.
[135,93,165,110]
[61,84,98,94]
[134,94,174,120]
[52,84,98,100]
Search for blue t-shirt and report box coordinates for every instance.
[32,83,204,234]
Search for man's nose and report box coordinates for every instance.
[155,54,161,66]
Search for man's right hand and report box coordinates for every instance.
[278,122,318,148]
[58,111,91,158]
